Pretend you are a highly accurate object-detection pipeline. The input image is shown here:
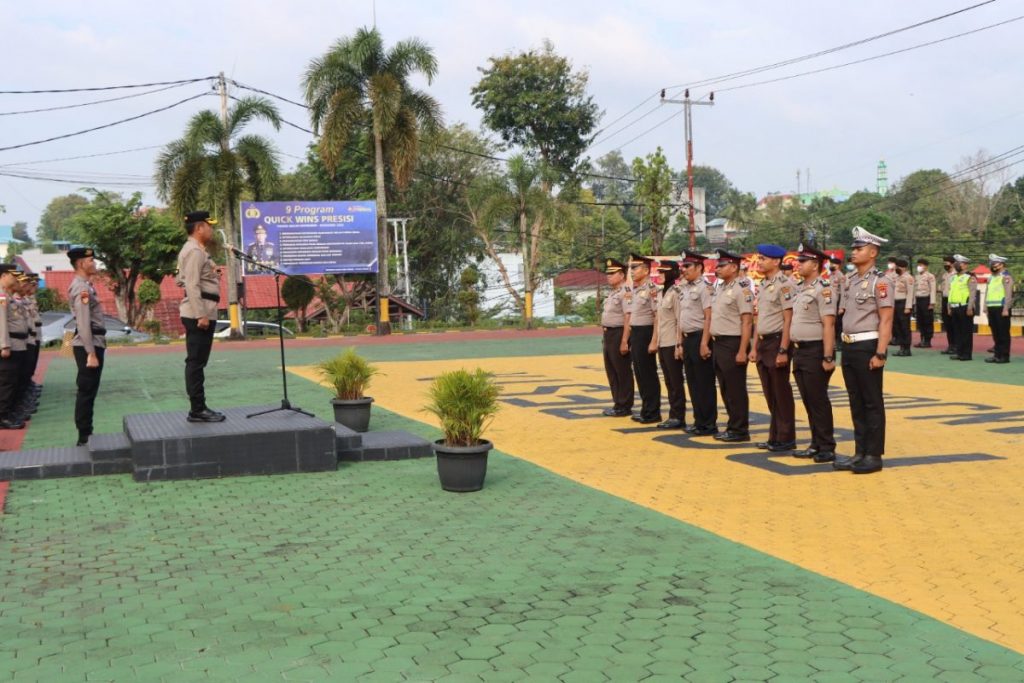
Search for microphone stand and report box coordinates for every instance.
[228,247,314,419]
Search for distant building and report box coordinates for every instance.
[705,218,747,246]
[0,225,29,260]
[554,269,605,304]
[477,253,555,319]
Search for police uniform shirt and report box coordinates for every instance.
[894,272,914,301]
[657,286,681,348]
[26,295,41,345]
[914,270,937,305]
[0,290,13,351]
[841,270,894,334]
[6,295,30,352]
[828,270,846,308]
[68,275,107,352]
[710,278,754,337]
[176,237,220,319]
[601,286,630,327]
[988,271,1014,314]
[755,273,795,335]
[790,278,837,341]
[676,278,712,334]
[629,281,659,326]
[246,240,276,263]
[941,269,954,297]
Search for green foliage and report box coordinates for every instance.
[689,166,736,219]
[35,287,64,312]
[281,275,315,331]
[631,147,673,254]
[554,287,573,316]
[270,141,377,202]
[317,348,380,400]
[472,40,599,184]
[39,240,58,254]
[38,194,89,242]
[5,241,22,262]
[137,278,162,308]
[456,266,482,325]
[423,368,501,447]
[12,221,32,246]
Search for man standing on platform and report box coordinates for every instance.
[790,245,838,463]
[67,247,107,446]
[677,250,718,436]
[706,249,753,443]
[947,254,977,361]
[625,254,661,424]
[750,244,796,452]
[985,254,1014,364]
[600,258,634,417]
[176,211,227,423]
[834,227,893,475]
[940,255,957,354]
[892,258,914,356]
[913,258,937,348]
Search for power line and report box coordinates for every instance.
[0,170,154,187]
[0,145,165,168]
[0,76,215,95]
[0,81,205,116]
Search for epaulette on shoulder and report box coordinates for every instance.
[738,278,750,287]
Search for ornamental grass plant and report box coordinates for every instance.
[424,369,501,447]
[317,348,380,400]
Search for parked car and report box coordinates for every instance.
[40,311,152,347]
[212,320,295,339]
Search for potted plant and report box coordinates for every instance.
[317,348,380,432]
[424,368,501,492]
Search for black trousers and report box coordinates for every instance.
[183,317,216,413]
[988,307,1011,359]
[893,300,911,347]
[657,345,687,423]
[10,350,28,407]
[0,354,19,418]
[73,346,105,440]
[915,297,934,342]
[712,335,749,435]
[755,334,795,443]
[602,327,634,412]
[841,340,885,458]
[681,332,717,430]
[792,341,835,451]
[18,344,39,402]
[951,306,973,359]
[942,296,955,350]
[629,325,661,420]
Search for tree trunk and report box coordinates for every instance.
[520,208,532,329]
[374,130,391,335]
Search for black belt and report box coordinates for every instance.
[792,340,823,348]
[603,326,623,330]
[758,332,782,340]
[631,324,653,328]
[681,330,703,338]
[77,327,107,336]
[34,322,42,327]
[200,291,220,303]
[712,335,740,341]
[9,332,28,340]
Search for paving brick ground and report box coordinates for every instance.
[2,332,1023,681]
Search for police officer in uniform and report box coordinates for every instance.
[0,264,25,429]
[947,254,977,361]
[625,254,661,424]
[245,224,278,272]
[750,244,796,452]
[835,227,893,474]
[940,255,957,353]
[891,258,914,356]
[177,211,227,423]
[913,258,937,348]
[67,247,107,446]
[706,249,753,442]
[600,258,634,416]
[790,245,837,462]
[985,254,1014,364]
[25,274,43,401]
[13,273,39,420]
[8,272,34,424]
[653,260,686,429]
[828,256,846,342]
[676,250,718,435]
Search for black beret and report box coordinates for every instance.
[184,210,218,226]
[67,246,95,263]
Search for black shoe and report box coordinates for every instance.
[948,355,961,360]
[684,425,698,434]
[913,342,926,348]
[995,357,1010,364]
[636,416,663,424]
[833,454,864,471]
[959,356,972,361]
[768,440,797,452]
[813,451,836,463]
[984,357,999,363]
[794,447,820,459]
[691,427,719,436]
[603,408,631,417]
[921,341,931,348]
[940,349,952,355]
[656,418,684,429]
[0,418,25,429]
[851,455,883,474]
[187,409,227,423]
[203,407,226,419]
[717,431,751,443]
[988,347,995,353]
[756,441,775,450]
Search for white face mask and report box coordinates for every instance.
[917,265,925,273]
[845,264,855,272]
[887,263,896,270]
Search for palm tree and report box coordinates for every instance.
[304,27,442,333]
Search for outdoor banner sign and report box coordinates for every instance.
[238,200,378,275]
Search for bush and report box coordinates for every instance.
[423,369,501,447]
[316,348,380,400]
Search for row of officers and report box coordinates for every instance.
[601,226,906,476]
[0,266,46,430]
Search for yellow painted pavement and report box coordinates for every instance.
[293,355,1024,653]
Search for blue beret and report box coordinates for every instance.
[757,244,787,259]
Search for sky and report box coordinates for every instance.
[1,0,1021,236]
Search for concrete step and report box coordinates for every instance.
[334,424,363,452]
[88,432,132,462]
[0,446,132,480]
[338,430,433,462]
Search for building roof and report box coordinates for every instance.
[554,269,605,289]
[0,226,27,244]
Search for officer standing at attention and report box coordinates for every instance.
[653,260,686,429]
[940,255,957,353]
[600,258,634,416]
[13,273,39,421]
[67,247,107,446]
[834,226,893,474]
[913,258,937,348]
[676,250,718,435]
[624,254,661,424]
[828,256,846,342]
[750,244,796,452]
[177,211,227,423]
[0,264,25,430]
[947,254,977,361]
[25,274,44,401]
[985,254,1014,364]
[706,249,753,442]
[891,258,914,356]
[789,245,838,463]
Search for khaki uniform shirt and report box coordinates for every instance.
[600,286,630,327]
[176,237,220,319]
[941,269,954,297]
[914,271,937,305]
[69,275,107,353]
[790,278,837,342]
[676,278,712,334]
[894,272,914,301]
[26,295,41,346]
[754,273,795,336]
[6,295,30,352]
[841,269,894,334]
[657,287,680,348]
[628,281,659,326]
[828,270,846,310]
[0,290,14,350]
[711,278,754,337]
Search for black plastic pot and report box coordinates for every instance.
[433,440,492,492]
[330,397,373,433]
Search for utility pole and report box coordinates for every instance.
[661,89,714,250]
[218,72,243,339]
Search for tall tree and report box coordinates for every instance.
[304,27,443,334]
[12,221,32,246]
[281,275,315,332]
[631,147,673,254]
[590,151,634,203]
[689,165,736,219]
[37,194,89,242]
[65,191,183,326]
